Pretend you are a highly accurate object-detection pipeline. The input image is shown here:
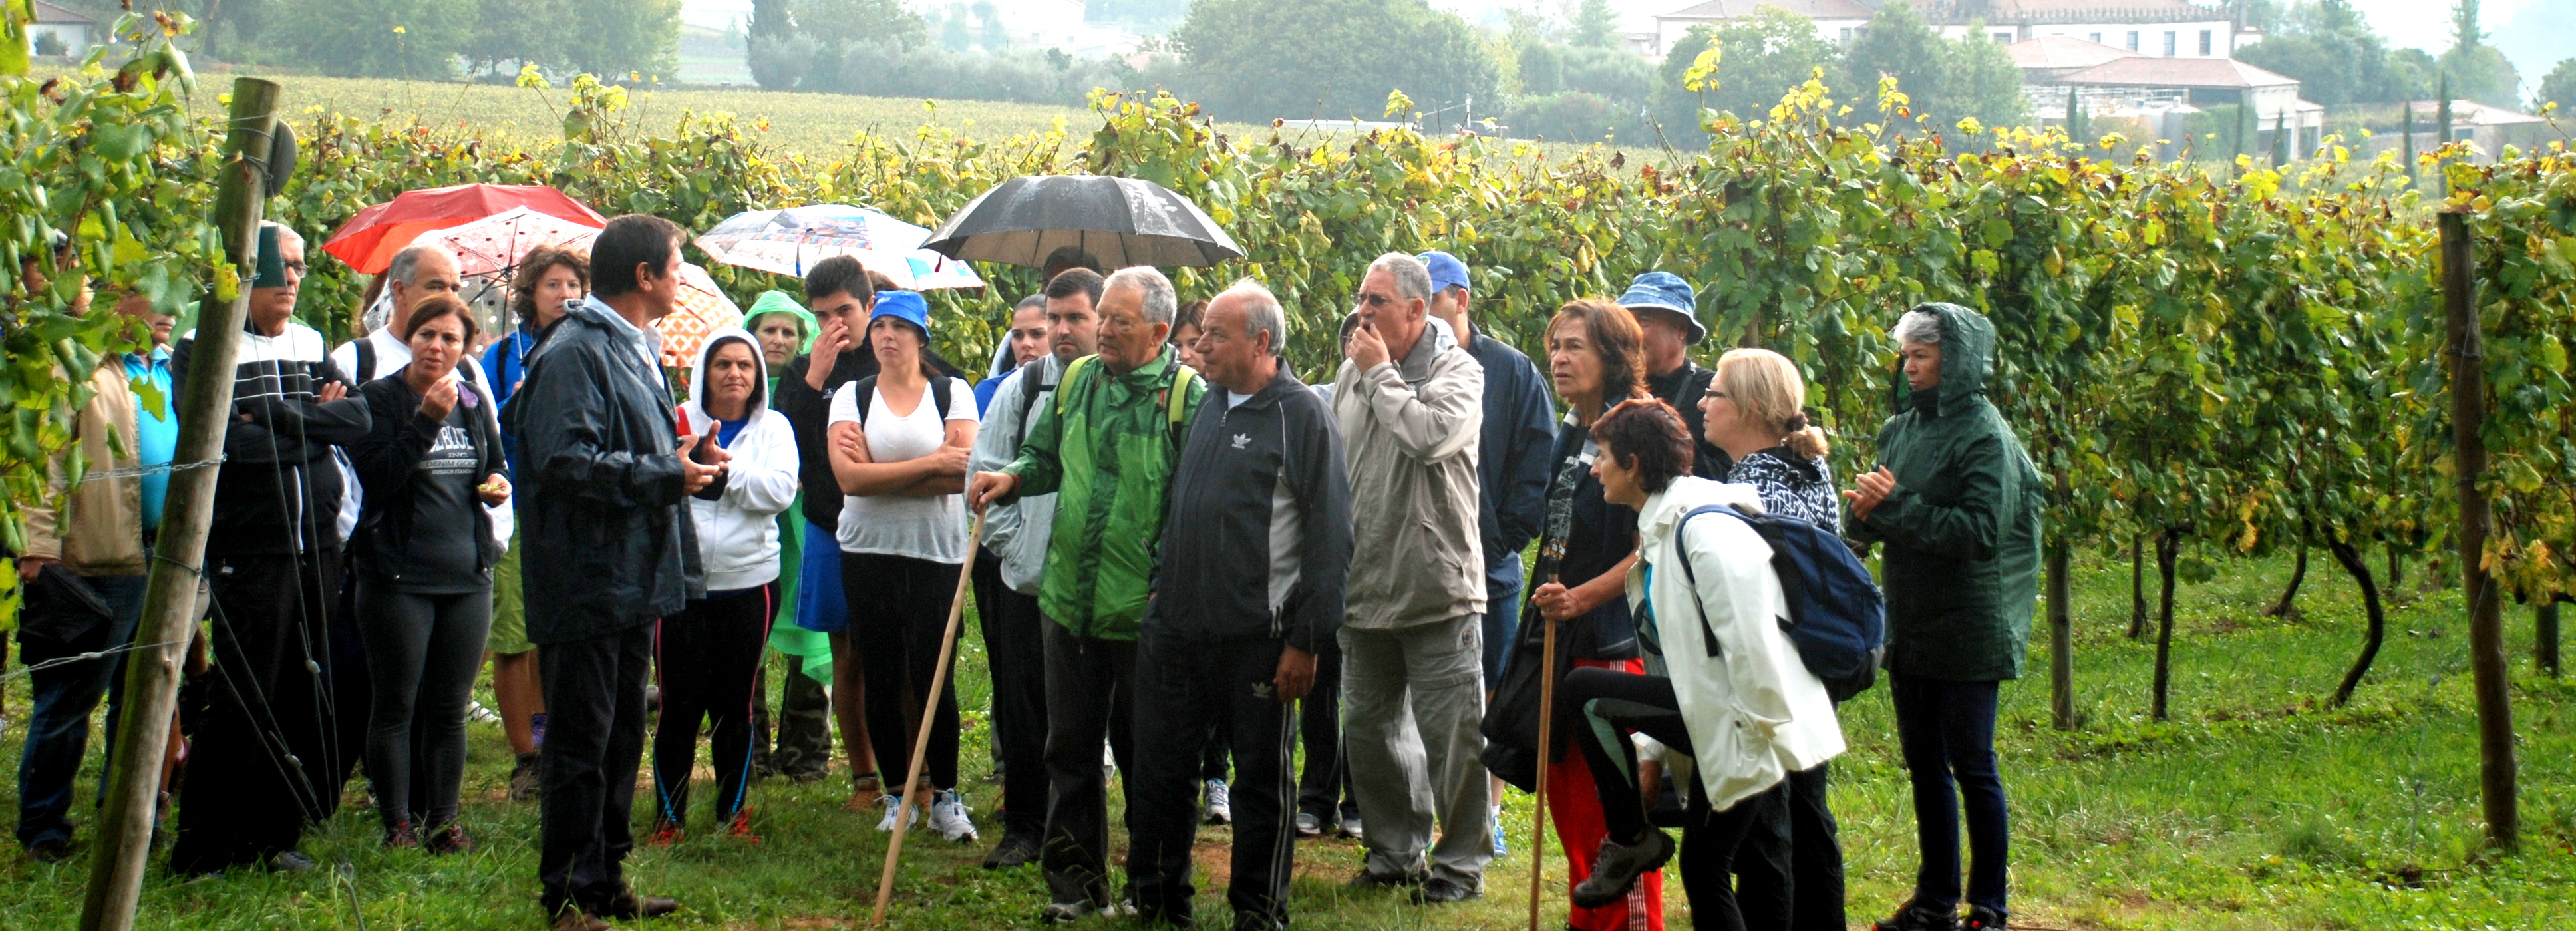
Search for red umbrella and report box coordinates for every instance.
[322,184,607,274]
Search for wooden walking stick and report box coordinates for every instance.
[870,513,986,926]
[1526,605,1561,931]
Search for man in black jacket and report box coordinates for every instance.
[168,222,373,876]
[1126,280,1352,931]
[503,214,720,931]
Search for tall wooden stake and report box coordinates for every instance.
[2441,209,2518,851]
[79,76,281,931]
[871,515,986,926]
[2538,600,2561,678]
[1527,611,1560,931]
[2048,469,2074,730]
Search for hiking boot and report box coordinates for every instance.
[1293,811,1323,838]
[597,889,679,920]
[264,850,317,873]
[1965,906,2009,930]
[1347,868,1426,890]
[27,838,72,863]
[1411,876,1480,904]
[725,809,762,844]
[1571,831,1673,909]
[383,823,420,850]
[424,823,474,856]
[982,830,1041,869]
[1873,903,1961,931]
[549,908,615,931]
[509,752,542,801]
[928,790,978,843]
[874,795,919,832]
[646,819,684,847]
[1202,779,1231,825]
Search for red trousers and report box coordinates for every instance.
[1550,657,1666,931]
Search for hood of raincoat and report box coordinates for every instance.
[1895,301,1997,419]
[744,290,819,355]
[687,325,770,421]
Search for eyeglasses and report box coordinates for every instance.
[281,261,309,276]
[1355,293,1394,309]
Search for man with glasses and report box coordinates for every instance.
[1329,252,1492,904]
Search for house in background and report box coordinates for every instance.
[1649,0,2253,61]
[30,1,95,57]
[2360,100,2551,164]
[2016,45,2321,161]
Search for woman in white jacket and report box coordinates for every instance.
[649,329,800,843]
[1562,399,1845,928]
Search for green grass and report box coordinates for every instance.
[2,548,2569,929]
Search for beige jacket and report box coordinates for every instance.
[24,363,150,576]
[1331,321,1486,631]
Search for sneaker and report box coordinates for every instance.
[646,819,684,847]
[1571,831,1674,909]
[928,790,979,843]
[726,809,762,844]
[1965,906,2009,930]
[1040,900,1100,924]
[383,822,419,849]
[1489,805,1508,858]
[1346,868,1425,890]
[1293,811,1323,838]
[981,830,1041,869]
[1337,815,1365,840]
[874,795,919,833]
[27,838,72,863]
[1202,779,1232,825]
[264,850,317,873]
[1411,876,1480,904]
[1873,903,1961,931]
[509,752,543,801]
[549,908,613,931]
[424,823,474,855]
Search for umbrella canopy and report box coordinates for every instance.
[693,204,986,291]
[410,206,603,279]
[654,263,746,368]
[323,184,607,274]
[921,175,1243,269]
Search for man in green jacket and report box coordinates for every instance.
[1845,302,2041,931]
[970,266,1206,923]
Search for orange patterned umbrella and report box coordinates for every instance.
[653,264,743,367]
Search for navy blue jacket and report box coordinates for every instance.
[1468,332,1556,569]
[1147,368,1352,652]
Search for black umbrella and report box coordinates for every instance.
[922,175,1245,269]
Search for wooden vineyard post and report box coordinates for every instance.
[2440,208,2517,852]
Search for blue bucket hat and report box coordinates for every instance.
[868,289,931,337]
[1417,250,1470,295]
[1616,272,1706,345]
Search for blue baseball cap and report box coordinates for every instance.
[1616,272,1706,345]
[1417,250,1470,295]
[868,289,931,336]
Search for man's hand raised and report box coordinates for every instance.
[679,433,724,494]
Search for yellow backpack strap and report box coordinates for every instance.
[1055,355,1094,419]
[1166,365,1198,428]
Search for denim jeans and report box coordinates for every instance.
[1891,674,2008,914]
[15,573,149,849]
[1481,555,1525,683]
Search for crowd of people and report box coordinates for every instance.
[11,212,2044,931]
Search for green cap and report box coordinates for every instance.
[744,289,818,353]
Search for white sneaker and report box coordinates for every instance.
[874,795,919,832]
[1202,779,1232,825]
[929,790,978,842]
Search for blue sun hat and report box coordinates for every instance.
[868,289,931,335]
[1616,271,1706,345]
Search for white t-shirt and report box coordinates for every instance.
[830,376,979,564]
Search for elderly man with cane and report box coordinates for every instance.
[1124,280,1352,931]
[1331,252,1491,904]
[969,266,1206,924]
[504,215,722,931]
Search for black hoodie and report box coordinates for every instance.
[1144,367,1352,652]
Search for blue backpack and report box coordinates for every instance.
[1673,504,1885,702]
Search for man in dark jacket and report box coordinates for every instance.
[503,214,720,931]
[1617,272,1728,478]
[168,222,373,876]
[1846,302,2042,931]
[1125,281,1351,931]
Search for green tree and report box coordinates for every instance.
[1569,0,1615,49]
[938,3,973,51]
[563,0,682,78]
[267,0,476,78]
[1518,40,1563,94]
[793,0,927,48]
[2535,57,2576,114]
[1840,5,2025,143]
[975,1,1009,51]
[2438,0,2521,109]
[748,0,800,89]
[2235,0,2420,105]
[464,0,570,77]
[1653,10,1838,142]
[1174,0,1499,124]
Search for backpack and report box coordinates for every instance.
[840,373,953,425]
[1673,504,1885,702]
[1054,355,1198,449]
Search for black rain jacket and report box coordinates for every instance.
[1144,368,1352,652]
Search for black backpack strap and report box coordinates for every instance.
[355,337,376,383]
[929,375,952,421]
[1673,505,1744,659]
[1018,357,1050,413]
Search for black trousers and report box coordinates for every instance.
[653,586,774,825]
[842,552,964,791]
[354,582,493,833]
[1679,782,1788,931]
[1128,632,1299,928]
[1039,618,1136,907]
[971,548,1048,837]
[538,622,653,917]
[323,558,372,814]
[1295,635,1357,821]
[1736,763,1844,931]
[1563,667,1794,930]
[170,550,341,874]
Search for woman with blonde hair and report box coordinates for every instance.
[1701,346,1846,930]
